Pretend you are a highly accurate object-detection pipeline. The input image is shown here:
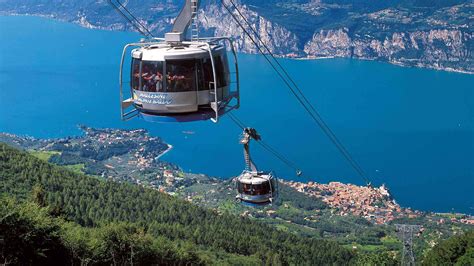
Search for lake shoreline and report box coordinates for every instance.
[1,127,473,218]
[1,13,472,75]
[1,14,472,215]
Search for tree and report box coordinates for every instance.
[0,198,70,265]
[31,184,46,207]
[423,231,474,265]
[0,143,358,264]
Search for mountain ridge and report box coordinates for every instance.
[2,126,473,263]
[0,0,472,73]
[1,129,473,264]
[0,142,357,265]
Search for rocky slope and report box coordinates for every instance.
[304,27,473,72]
[0,0,472,73]
[199,3,301,56]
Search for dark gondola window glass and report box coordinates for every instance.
[214,54,229,88]
[200,54,229,90]
[256,183,269,195]
[201,58,213,90]
[196,59,206,91]
[166,60,196,92]
[140,61,164,92]
[131,58,141,91]
[261,182,271,195]
[251,184,259,195]
[243,183,252,195]
[237,182,244,193]
[221,53,230,86]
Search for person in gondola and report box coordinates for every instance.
[244,183,252,195]
[140,66,150,91]
[174,74,186,91]
[154,71,163,92]
[142,73,155,92]
[167,72,176,92]
[142,66,159,92]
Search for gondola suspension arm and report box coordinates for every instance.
[229,113,302,177]
[240,128,260,172]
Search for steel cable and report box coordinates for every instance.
[109,0,154,38]
[222,0,370,184]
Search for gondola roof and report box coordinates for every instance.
[237,171,273,185]
[134,41,225,61]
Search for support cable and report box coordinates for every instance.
[117,0,154,37]
[108,0,154,38]
[222,0,370,185]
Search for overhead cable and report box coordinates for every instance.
[108,0,155,38]
[222,0,370,185]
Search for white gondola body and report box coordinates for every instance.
[235,171,277,204]
[119,39,240,122]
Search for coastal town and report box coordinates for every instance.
[283,180,474,226]
[283,180,419,224]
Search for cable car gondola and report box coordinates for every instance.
[115,0,240,123]
[235,128,277,205]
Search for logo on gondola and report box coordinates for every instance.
[136,92,173,105]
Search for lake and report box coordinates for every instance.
[1,15,473,214]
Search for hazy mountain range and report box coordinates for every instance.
[0,0,472,73]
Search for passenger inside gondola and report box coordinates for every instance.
[238,180,272,196]
[154,71,163,92]
[142,67,155,92]
[253,184,262,195]
[174,74,186,91]
[167,72,175,91]
[243,183,252,194]
[138,62,164,92]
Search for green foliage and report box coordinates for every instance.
[0,143,355,264]
[48,152,103,175]
[277,184,328,211]
[29,150,60,161]
[455,248,474,266]
[0,198,69,265]
[352,251,399,266]
[62,221,204,265]
[49,152,87,166]
[63,163,85,174]
[0,197,204,265]
[381,236,401,250]
[31,184,47,207]
[423,230,474,265]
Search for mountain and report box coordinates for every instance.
[0,142,359,264]
[0,0,472,73]
[2,127,474,264]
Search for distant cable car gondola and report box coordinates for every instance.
[235,128,277,205]
[113,0,240,123]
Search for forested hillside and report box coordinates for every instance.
[0,198,210,265]
[0,143,356,264]
[422,230,474,265]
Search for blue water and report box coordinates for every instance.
[1,16,473,214]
